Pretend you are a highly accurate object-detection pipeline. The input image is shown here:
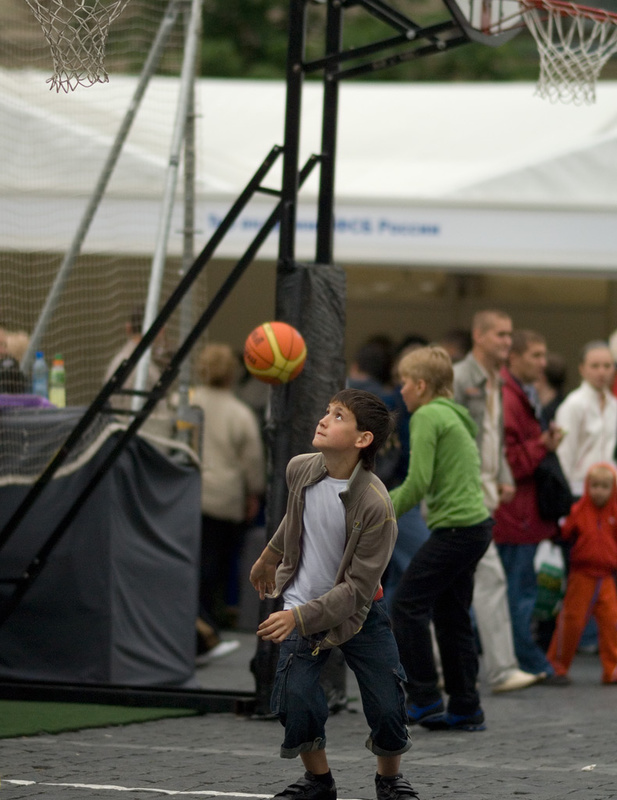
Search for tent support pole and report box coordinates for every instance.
[132,0,203,404]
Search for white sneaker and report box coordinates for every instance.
[195,639,240,666]
[491,668,540,694]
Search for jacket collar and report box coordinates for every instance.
[306,452,372,507]
[465,351,504,387]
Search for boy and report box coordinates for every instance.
[389,346,492,731]
[547,462,617,684]
[249,388,416,800]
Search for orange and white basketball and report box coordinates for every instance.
[243,321,307,385]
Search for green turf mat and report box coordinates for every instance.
[0,700,198,738]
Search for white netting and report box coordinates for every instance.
[0,2,208,483]
[521,0,617,104]
[23,0,132,92]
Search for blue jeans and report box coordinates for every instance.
[497,543,553,676]
[391,519,492,716]
[271,599,411,759]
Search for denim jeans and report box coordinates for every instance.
[271,599,411,759]
[391,519,493,716]
[497,543,553,676]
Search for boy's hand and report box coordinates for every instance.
[249,547,280,599]
[257,610,296,643]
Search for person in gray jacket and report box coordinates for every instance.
[250,388,417,800]
[453,310,540,694]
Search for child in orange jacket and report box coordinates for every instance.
[547,462,617,684]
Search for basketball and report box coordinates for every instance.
[243,321,307,385]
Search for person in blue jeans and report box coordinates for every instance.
[249,389,417,800]
[493,330,567,684]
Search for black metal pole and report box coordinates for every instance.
[250,0,309,717]
[316,0,343,264]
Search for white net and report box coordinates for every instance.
[23,0,133,92]
[0,1,211,484]
[521,0,617,103]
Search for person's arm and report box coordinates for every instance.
[502,388,552,481]
[554,398,577,486]
[389,408,437,517]
[249,542,282,600]
[497,442,516,504]
[240,408,266,497]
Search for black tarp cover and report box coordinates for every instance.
[0,420,201,687]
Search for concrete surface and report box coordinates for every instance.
[2,631,616,799]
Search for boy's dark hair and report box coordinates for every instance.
[329,387,395,471]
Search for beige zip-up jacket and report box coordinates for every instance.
[267,452,397,650]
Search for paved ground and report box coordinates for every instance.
[3,632,617,800]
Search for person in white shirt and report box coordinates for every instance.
[556,341,617,498]
[453,310,539,694]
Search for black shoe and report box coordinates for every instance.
[274,772,337,800]
[375,773,420,800]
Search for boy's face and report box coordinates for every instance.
[313,402,372,455]
[399,375,425,413]
[579,347,614,392]
[588,469,615,508]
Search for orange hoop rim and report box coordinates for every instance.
[519,0,617,24]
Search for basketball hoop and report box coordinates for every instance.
[520,0,617,104]
[24,0,132,92]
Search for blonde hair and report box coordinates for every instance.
[198,343,237,388]
[398,345,453,398]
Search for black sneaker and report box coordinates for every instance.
[375,773,420,800]
[274,772,337,800]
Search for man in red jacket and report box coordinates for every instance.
[493,330,568,684]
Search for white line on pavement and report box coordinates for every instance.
[3,780,366,800]
[3,781,272,797]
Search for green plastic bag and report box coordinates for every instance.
[534,541,565,621]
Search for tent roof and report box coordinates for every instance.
[2,68,617,269]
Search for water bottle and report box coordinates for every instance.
[31,351,49,398]
[49,354,66,408]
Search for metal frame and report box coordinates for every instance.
[1,0,496,712]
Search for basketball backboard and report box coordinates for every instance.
[442,0,527,45]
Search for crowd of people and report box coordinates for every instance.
[4,308,617,800]
[246,311,617,800]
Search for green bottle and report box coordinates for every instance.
[49,353,66,408]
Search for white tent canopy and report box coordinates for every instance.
[2,68,617,272]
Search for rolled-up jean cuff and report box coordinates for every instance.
[280,737,327,759]
[365,734,413,757]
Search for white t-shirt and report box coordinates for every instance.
[480,377,502,513]
[284,476,347,610]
